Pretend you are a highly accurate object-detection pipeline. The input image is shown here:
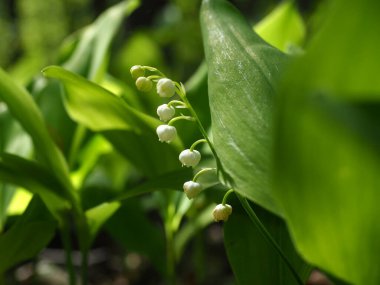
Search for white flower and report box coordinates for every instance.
[157,78,175,97]
[156,125,177,143]
[183,181,202,199]
[179,149,201,167]
[213,204,232,222]
[130,65,145,79]
[157,104,175,122]
[135,77,152,92]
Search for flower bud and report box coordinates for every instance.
[157,104,175,122]
[179,149,201,167]
[135,77,152,92]
[156,125,177,143]
[183,181,202,199]
[157,78,176,97]
[130,65,145,79]
[213,204,232,222]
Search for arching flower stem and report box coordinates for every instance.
[222,189,235,205]
[168,100,187,109]
[193,167,216,182]
[190,139,207,151]
[168,115,195,126]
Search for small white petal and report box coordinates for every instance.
[183,181,202,199]
[213,204,232,222]
[157,78,176,98]
[179,149,201,167]
[156,125,177,143]
[157,104,175,122]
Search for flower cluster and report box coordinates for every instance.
[130,65,233,222]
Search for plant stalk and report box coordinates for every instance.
[237,195,304,285]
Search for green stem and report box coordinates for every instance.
[174,83,218,159]
[222,189,234,205]
[164,201,176,285]
[190,139,207,152]
[68,125,87,169]
[60,223,76,285]
[237,195,304,285]
[193,168,216,182]
[168,115,195,126]
[168,100,187,109]
[142,66,166,77]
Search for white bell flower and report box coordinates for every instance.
[212,204,233,222]
[157,104,175,122]
[183,181,202,199]
[156,125,177,143]
[179,149,201,167]
[157,78,176,97]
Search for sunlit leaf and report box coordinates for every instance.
[85,201,120,247]
[0,68,73,194]
[0,153,70,220]
[201,0,286,214]
[43,66,182,176]
[254,1,305,52]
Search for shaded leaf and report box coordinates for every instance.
[201,0,286,214]
[273,0,380,284]
[0,196,57,274]
[224,197,311,285]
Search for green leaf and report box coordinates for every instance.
[42,66,182,176]
[85,201,120,247]
[0,196,57,274]
[64,0,140,81]
[201,0,286,214]
[254,1,305,52]
[0,153,69,220]
[273,0,380,284]
[0,68,73,194]
[224,198,311,285]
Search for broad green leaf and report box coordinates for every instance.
[273,0,380,284]
[0,153,70,220]
[64,0,140,81]
[85,201,120,248]
[0,68,73,195]
[43,66,182,176]
[201,0,286,214]
[0,196,57,274]
[224,197,311,285]
[254,1,305,52]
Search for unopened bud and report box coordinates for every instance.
[136,77,152,92]
[130,65,145,79]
